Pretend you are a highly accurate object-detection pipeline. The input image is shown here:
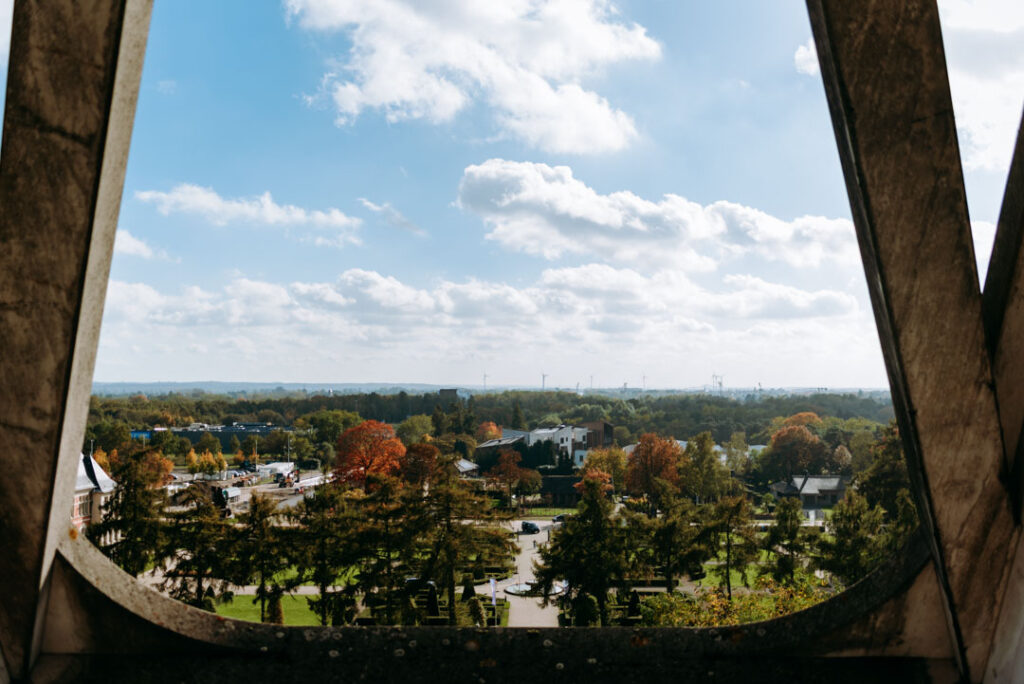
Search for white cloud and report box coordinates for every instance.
[973,219,997,280]
[286,0,660,154]
[793,5,1024,173]
[938,0,1024,32]
[712,275,856,319]
[114,230,154,258]
[113,229,177,262]
[97,263,871,386]
[136,183,362,248]
[939,1,1024,172]
[359,198,423,235]
[457,159,858,270]
[794,37,818,76]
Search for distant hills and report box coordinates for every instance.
[92,381,891,400]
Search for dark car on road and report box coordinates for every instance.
[521,521,540,534]
[552,514,565,523]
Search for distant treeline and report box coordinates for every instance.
[88,390,893,445]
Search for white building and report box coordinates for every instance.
[71,453,116,533]
[257,461,295,478]
[502,424,592,466]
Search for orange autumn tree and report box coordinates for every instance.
[335,420,406,488]
[401,442,441,486]
[626,433,682,516]
[487,450,526,509]
[475,421,502,442]
[783,411,823,429]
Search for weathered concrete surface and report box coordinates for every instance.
[0,0,150,679]
[983,118,1024,490]
[1,0,1023,681]
[35,532,946,682]
[978,91,1024,684]
[40,525,942,656]
[808,0,1020,679]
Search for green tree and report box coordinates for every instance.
[582,447,627,493]
[239,435,261,463]
[291,434,314,462]
[261,429,291,458]
[516,468,543,497]
[88,421,131,454]
[511,399,526,430]
[815,491,886,586]
[396,414,433,446]
[613,426,632,445]
[680,431,729,503]
[291,486,360,626]
[856,422,912,519]
[159,485,232,610]
[849,430,878,474]
[724,431,749,472]
[879,488,919,553]
[229,493,292,622]
[229,434,241,454]
[648,497,712,592]
[534,472,626,625]
[195,431,222,455]
[352,475,423,624]
[415,456,513,625]
[708,496,759,600]
[87,445,168,576]
[762,496,806,585]
[431,404,450,437]
[314,442,336,472]
[306,409,362,445]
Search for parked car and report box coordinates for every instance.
[521,521,540,534]
[552,514,565,523]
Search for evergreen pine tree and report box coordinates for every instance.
[88,444,168,576]
[229,493,292,622]
[534,472,626,625]
[415,455,513,625]
[159,484,231,610]
[291,485,360,625]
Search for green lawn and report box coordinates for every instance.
[267,565,358,588]
[696,564,753,591]
[217,594,322,626]
[521,507,576,518]
[218,593,510,627]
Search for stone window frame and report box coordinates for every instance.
[2,1,1024,682]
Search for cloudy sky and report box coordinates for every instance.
[2,0,1021,389]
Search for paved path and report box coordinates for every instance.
[490,518,560,627]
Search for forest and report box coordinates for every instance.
[86,389,894,447]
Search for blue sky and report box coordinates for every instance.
[1,1,1022,388]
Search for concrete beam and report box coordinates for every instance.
[979,113,1024,682]
[807,1,1019,680]
[0,0,150,678]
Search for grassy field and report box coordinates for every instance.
[520,507,577,518]
[696,565,750,590]
[218,594,510,627]
[217,594,322,626]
